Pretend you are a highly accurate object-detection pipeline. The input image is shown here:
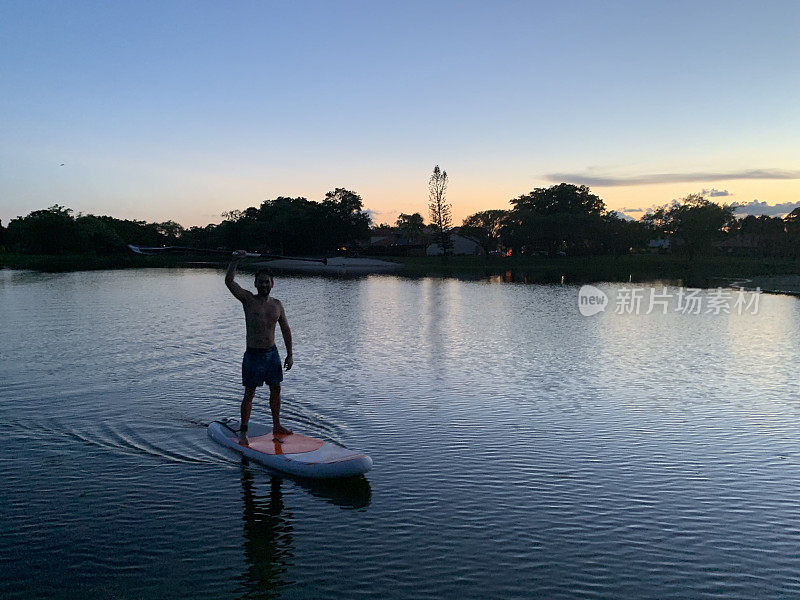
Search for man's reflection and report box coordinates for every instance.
[238,459,372,598]
[239,462,292,598]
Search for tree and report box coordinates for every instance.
[258,196,319,254]
[154,220,184,243]
[462,209,509,252]
[502,184,608,255]
[251,190,371,255]
[322,188,372,248]
[785,207,800,246]
[642,194,735,256]
[323,188,364,217]
[598,212,649,254]
[396,212,425,242]
[428,165,452,254]
[786,206,800,230]
[221,209,243,222]
[5,205,85,254]
[732,214,790,256]
[94,215,167,247]
[76,215,125,253]
[510,183,605,216]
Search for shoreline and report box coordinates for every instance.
[728,274,800,297]
[258,256,404,275]
[1,253,798,292]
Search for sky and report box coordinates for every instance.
[2,0,798,228]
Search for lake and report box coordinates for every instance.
[1,268,798,599]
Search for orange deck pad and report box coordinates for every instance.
[232,432,324,455]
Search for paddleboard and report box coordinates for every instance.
[208,418,372,479]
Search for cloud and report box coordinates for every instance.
[543,168,800,187]
[363,207,399,225]
[732,199,800,217]
[609,210,635,221]
[701,188,732,197]
[620,207,644,213]
[364,207,394,217]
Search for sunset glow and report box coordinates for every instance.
[2,1,798,227]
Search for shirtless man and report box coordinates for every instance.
[225,252,293,445]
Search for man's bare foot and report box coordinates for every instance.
[238,432,250,446]
[273,424,293,437]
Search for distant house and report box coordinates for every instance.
[426,229,485,256]
[712,234,758,255]
[364,228,427,256]
[647,238,672,253]
[368,232,402,248]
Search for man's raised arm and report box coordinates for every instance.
[225,252,249,301]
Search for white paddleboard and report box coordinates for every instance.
[208,418,372,479]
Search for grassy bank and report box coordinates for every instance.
[388,254,800,286]
[2,252,798,289]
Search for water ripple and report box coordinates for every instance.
[0,270,798,599]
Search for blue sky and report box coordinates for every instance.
[2,0,798,226]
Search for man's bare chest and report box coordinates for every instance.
[244,298,280,323]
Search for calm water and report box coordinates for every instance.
[0,268,798,599]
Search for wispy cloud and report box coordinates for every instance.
[364,208,394,217]
[609,210,635,221]
[733,200,800,217]
[701,188,732,197]
[364,207,399,225]
[543,169,800,187]
[620,207,644,213]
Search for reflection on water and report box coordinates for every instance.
[295,474,372,510]
[0,268,798,599]
[236,459,372,598]
[239,466,292,599]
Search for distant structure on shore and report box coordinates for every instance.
[364,226,484,256]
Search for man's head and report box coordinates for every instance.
[254,268,274,296]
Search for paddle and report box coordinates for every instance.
[128,244,328,265]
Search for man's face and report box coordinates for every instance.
[254,274,273,295]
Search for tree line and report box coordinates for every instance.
[2,182,798,257]
[1,188,370,256]
[0,205,185,255]
[394,184,799,258]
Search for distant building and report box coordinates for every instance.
[647,237,672,253]
[712,234,758,255]
[364,227,427,256]
[368,232,402,248]
[426,229,485,256]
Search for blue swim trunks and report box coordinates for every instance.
[242,346,283,388]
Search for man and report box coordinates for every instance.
[225,251,293,445]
